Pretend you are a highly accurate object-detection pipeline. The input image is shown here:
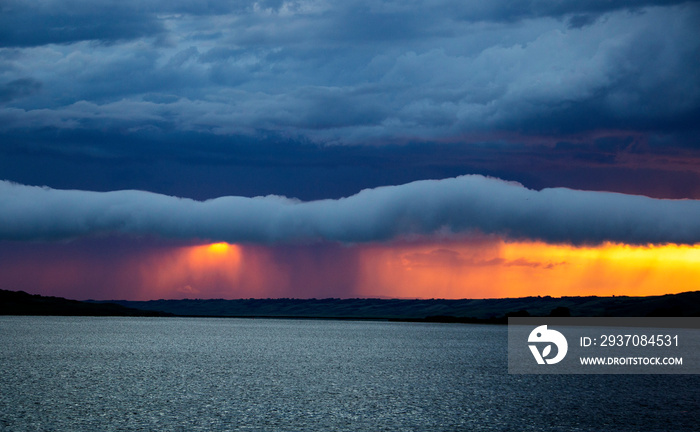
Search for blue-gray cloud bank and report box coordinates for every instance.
[1,0,698,145]
[2,176,700,246]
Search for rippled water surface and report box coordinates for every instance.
[1,316,697,431]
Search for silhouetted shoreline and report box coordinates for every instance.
[0,289,172,317]
[2,289,699,320]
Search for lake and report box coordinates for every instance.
[0,317,697,431]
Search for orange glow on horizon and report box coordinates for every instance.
[6,237,697,301]
[356,240,700,299]
[187,242,241,268]
[140,242,246,298]
[128,239,700,300]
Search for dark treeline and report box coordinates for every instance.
[101,291,700,320]
[0,289,172,317]
[2,289,699,319]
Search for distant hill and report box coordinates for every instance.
[3,289,699,319]
[0,289,172,317]
[94,291,700,320]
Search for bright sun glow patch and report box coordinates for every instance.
[356,241,700,299]
[141,242,244,298]
[188,242,241,265]
[207,242,231,254]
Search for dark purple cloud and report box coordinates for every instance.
[3,127,698,202]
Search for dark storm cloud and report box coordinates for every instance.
[1,0,687,47]
[0,0,698,146]
[0,1,162,47]
[0,0,275,47]
[2,125,700,205]
[2,175,700,245]
[0,78,41,102]
[1,0,699,210]
[444,0,694,24]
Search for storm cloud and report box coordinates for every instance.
[2,1,700,220]
[2,175,699,245]
[1,0,698,147]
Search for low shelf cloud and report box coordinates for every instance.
[3,175,699,246]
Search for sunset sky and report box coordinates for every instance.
[1,0,699,300]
